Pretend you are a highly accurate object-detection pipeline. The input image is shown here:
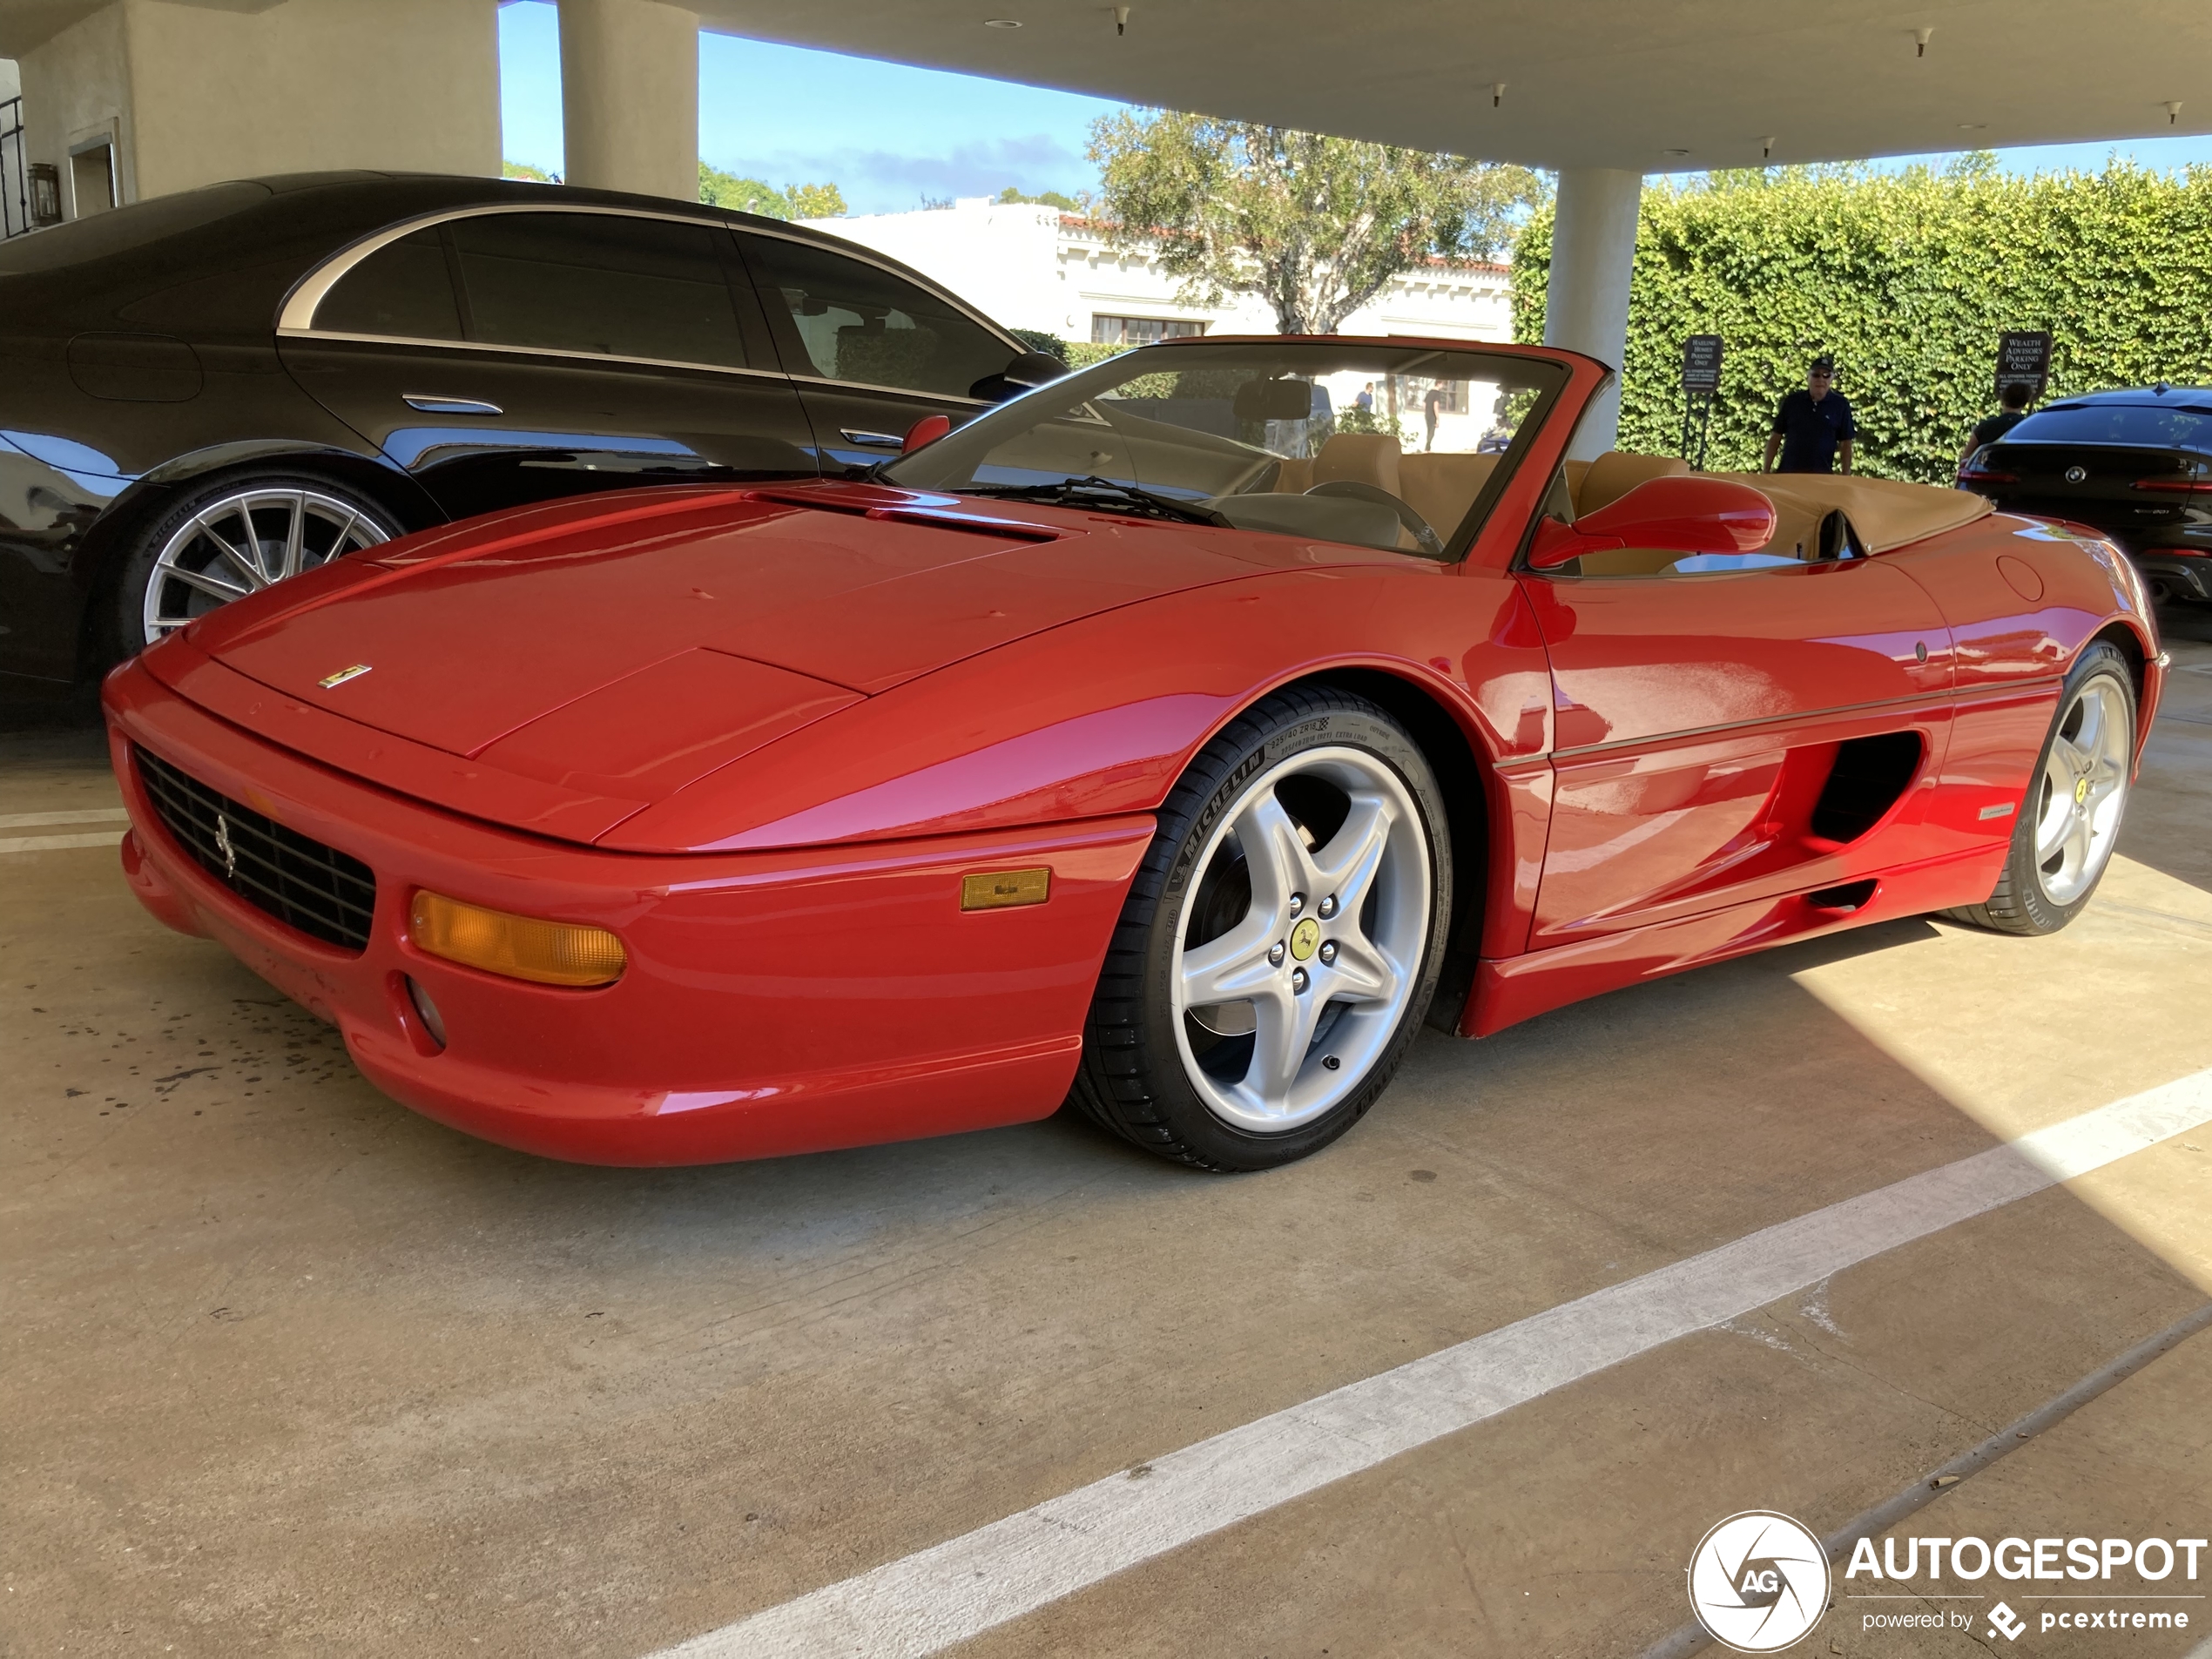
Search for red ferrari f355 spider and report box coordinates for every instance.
[104,337,2164,1170]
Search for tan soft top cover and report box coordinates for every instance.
[1710,471,1993,553]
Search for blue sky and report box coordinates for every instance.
[496,2,2212,214]
[498,3,1126,212]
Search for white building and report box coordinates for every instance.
[798,197,1514,351]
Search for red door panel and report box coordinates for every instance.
[1519,558,1953,945]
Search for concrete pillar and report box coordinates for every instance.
[1543,167,1644,460]
[557,0,698,201]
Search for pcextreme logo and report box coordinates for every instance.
[1687,1511,1831,1652]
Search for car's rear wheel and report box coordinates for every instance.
[1946,639,2135,935]
[1070,687,1451,1171]
[116,475,398,655]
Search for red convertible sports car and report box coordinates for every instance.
[103,336,2163,1170]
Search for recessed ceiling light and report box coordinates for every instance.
[1959,122,1988,131]
[983,17,1022,25]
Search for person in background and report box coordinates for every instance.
[1960,381,2034,468]
[1355,382,1374,414]
[1763,355,1856,475]
[1422,383,1447,451]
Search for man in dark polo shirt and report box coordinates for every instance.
[1763,356,1857,474]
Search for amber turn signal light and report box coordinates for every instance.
[408,890,626,987]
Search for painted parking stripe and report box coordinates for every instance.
[651,1067,2212,1659]
[0,832,124,854]
[2,832,124,854]
[0,808,129,829]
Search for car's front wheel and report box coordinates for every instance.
[115,475,399,656]
[1946,639,2136,935]
[1071,687,1452,1170]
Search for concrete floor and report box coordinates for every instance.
[4,610,2210,1659]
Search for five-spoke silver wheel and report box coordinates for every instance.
[1171,746,1432,1132]
[142,487,390,644]
[2031,675,2130,907]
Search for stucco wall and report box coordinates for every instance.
[15,0,499,213]
[18,3,132,214]
[125,0,499,199]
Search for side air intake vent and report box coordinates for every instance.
[1811,732,1925,844]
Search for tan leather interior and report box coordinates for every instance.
[1396,453,1500,538]
[1271,455,1314,495]
[1575,450,1691,516]
[1310,433,1405,496]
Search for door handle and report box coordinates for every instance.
[839,428,907,448]
[404,395,503,416]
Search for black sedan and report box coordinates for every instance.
[0,172,1061,691]
[1959,385,2212,605]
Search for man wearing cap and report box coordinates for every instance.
[1764,357,1856,475]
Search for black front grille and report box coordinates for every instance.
[135,746,377,953]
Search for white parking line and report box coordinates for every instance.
[0,832,124,855]
[0,808,129,829]
[651,1068,2212,1659]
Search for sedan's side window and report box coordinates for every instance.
[314,226,463,341]
[448,212,754,369]
[742,234,1009,399]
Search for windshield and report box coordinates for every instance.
[2006,401,2212,452]
[881,340,1568,558]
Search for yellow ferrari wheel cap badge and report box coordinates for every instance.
[1290,918,1321,961]
[2074,777,2090,806]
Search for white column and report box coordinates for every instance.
[557,0,698,201]
[1543,168,1644,460]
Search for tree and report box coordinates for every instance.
[1087,111,1546,334]
[786,182,846,219]
[699,162,789,218]
[999,185,1080,212]
[697,165,846,220]
[502,159,556,183]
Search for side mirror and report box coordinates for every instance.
[968,349,1069,403]
[901,413,952,453]
[1525,476,1777,571]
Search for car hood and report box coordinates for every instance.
[175,482,1397,840]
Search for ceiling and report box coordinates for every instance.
[3,0,2204,172]
[685,0,2209,172]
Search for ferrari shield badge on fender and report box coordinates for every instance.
[319,664,373,689]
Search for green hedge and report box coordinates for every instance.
[1511,162,2212,482]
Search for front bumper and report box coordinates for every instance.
[105,657,1152,1165]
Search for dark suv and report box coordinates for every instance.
[1958,385,2212,605]
[0,172,1057,690]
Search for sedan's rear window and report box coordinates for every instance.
[314,226,463,340]
[2006,402,2212,451]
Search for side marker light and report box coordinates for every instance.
[961,867,1051,911]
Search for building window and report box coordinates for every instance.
[1091,314,1206,347]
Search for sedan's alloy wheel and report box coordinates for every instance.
[1173,747,1430,1132]
[143,488,390,644]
